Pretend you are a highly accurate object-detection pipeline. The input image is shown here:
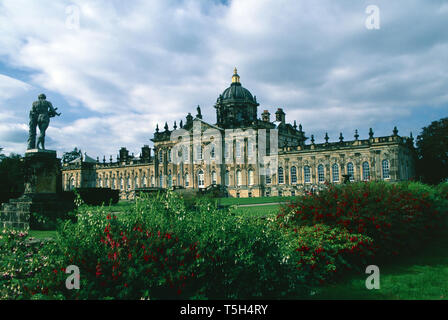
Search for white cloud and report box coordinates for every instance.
[0,0,447,156]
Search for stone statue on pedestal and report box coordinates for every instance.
[27,93,61,150]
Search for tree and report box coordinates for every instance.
[416,117,448,184]
[0,153,24,205]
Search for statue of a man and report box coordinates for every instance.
[27,94,61,150]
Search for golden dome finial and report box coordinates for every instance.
[232,67,240,83]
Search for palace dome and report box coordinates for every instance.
[220,68,256,103]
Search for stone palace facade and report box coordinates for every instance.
[62,69,416,199]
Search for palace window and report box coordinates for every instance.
[127,177,131,189]
[266,174,272,184]
[304,166,311,183]
[198,170,205,188]
[142,176,147,188]
[248,169,254,186]
[318,164,325,183]
[362,162,370,181]
[382,160,390,179]
[196,145,203,160]
[98,178,102,188]
[159,174,163,187]
[236,170,242,186]
[347,162,354,181]
[212,171,217,184]
[185,173,190,187]
[278,167,284,184]
[210,145,215,159]
[332,163,339,182]
[225,171,230,186]
[291,166,297,184]
[183,145,189,162]
[158,151,163,163]
[151,175,154,187]
[236,141,242,158]
[168,149,172,163]
[247,140,254,158]
[120,177,124,190]
[105,177,109,188]
[168,171,172,188]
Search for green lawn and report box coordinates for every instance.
[28,230,57,240]
[311,235,448,300]
[231,204,281,218]
[218,196,296,206]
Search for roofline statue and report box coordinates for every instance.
[27,93,61,150]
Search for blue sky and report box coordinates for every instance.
[0,0,447,158]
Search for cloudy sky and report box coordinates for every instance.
[0,0,447,158]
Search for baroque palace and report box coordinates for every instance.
[62,69,416,199]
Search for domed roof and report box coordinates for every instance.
[220,68,256,103]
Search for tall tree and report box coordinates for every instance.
[416,117,448,184]
[0,153,24,204]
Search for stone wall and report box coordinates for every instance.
[1,196,32,229]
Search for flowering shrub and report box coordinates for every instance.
[279,182,447,257]
[0,228,64,299]
[6,192,307,299]
[282,224,375,287]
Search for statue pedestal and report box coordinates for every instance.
[1,149,75,230]
[24,149,61,194]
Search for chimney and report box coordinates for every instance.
[262,110,270,122]
[141,145,151,161]
[275,108,285,124]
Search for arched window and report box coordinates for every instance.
[225,171,230,186]
[150,175,154,187]
[185,173,190,187]
[134,176,139,188]
[347,162,354,181]
[70,177,75,190]
[177,173,180,186]
[278,167,284,184]
[236,170,242,186]
[362,162,370,181]
[105,177,109,188]
[142,175,147,188]
[198,170,205,188]
[290,166,297,184]
[98,178,102,188]
[382,160,390,179]
[332,163,339,182]
[248,169,254,185]
[304,166,311,183]
[212,171,217,184]
[120,177,124,190]
[318,164,325,183]
[127,177,131,189]
[112,177,116,189]
[159,174,163,187]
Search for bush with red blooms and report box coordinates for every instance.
[278,182,448,258]
[282,224,375,287]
